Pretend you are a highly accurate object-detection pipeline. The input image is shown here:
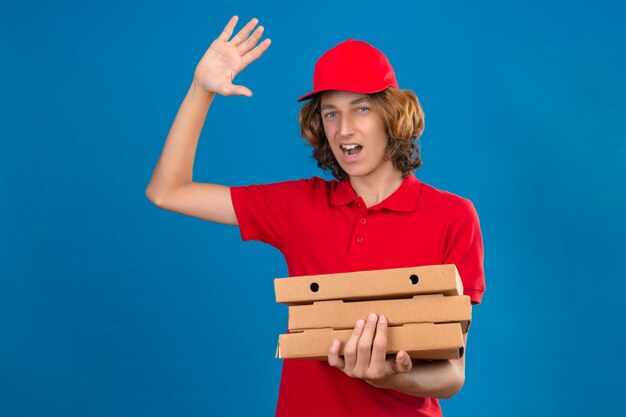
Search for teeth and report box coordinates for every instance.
[341,144,360,150]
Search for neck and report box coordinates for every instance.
[349,166,405,208]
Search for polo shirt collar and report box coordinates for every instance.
[331,173,421,212]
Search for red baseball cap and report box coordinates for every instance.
[296,39,399,102]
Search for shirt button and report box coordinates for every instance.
[360,218,367,224]
[356,236,364,244]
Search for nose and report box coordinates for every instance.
[339,113,355,137]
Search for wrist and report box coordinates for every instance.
[190,78,215,97]
[189,78,216,103]
[365,372,408,391]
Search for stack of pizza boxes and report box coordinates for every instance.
[275,264,471,360]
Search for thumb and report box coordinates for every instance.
[223,82,253,97]
[392,351,412,373]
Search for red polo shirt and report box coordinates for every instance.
[230,174,485,417]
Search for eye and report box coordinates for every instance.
[355,106,370,113]
[323,111,337,120]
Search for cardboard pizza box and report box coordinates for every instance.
[276,322,465,360]
[288,294,472,333]
[274,264,463,305]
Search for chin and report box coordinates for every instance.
[341,166,370,179]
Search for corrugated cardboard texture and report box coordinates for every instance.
[277,323,464,360]
[288,294,472,333]
[274,264,463,305]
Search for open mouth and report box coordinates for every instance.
[340,143,363,156]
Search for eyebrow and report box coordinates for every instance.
[320,97,370,111]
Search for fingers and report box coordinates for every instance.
[241,38,271,69]
[342,319,365,372]
[218,15,239,41]
[229,17,260,46]
[237,25,264,54]
[328,313,411,384]
[353,313,378,376]
[369,315,388,367]
[217,16,271,71]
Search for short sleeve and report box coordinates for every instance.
[442,199,486,304]
[229,179,306,249]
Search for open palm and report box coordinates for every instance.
[194,16,271,97]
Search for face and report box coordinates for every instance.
[320,90,394,180]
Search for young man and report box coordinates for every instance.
[146,16,485,417]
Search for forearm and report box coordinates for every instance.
[146,79,215,202]
[388,358,464,399]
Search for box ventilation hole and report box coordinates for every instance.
[310,282,319,292]
[409,275,419,285]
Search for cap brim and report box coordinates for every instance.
[296,90,321,102]
[296,84,397,102]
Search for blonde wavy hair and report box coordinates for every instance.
[299,87,425,180]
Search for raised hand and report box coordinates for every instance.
[193,16,271,97]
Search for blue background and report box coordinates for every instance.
[2,0,625,416]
